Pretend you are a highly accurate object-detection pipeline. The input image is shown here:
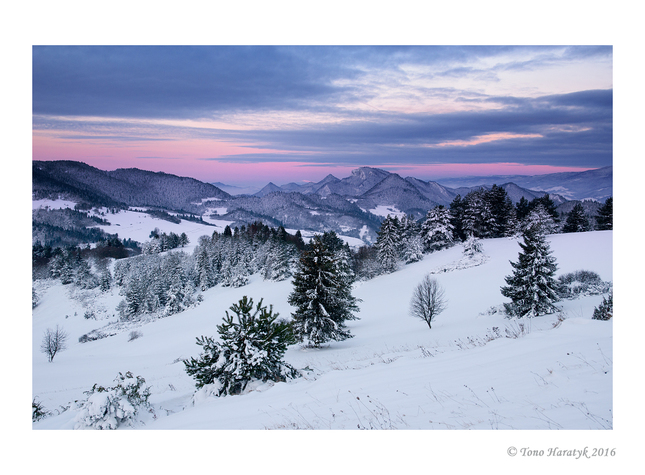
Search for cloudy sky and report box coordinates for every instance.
[32,45,612,186]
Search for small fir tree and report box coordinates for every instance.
[522,204,558,235]
[595,197,613,230]
[375,215,401,273]
[562,202,590,233]
[592,292,613,320]
[421,206,454,252]
[400,215,424,263]
[288,235,360,347]
[184,296,298,395]
[501,228,560,318]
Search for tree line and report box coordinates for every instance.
[359,189,613,278]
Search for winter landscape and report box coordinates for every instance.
[32,161,614,432]
[24,42,630,471]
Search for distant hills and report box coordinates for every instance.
[33,160,230,212]
[434,166,612,202]
[33,160,611,244]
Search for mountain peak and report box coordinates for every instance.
[351,167,390,180]
[254,182,282,197]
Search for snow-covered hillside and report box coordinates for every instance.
[33,230,613,432]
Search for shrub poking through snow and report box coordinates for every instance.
[184,296,298,396]
[592,292,613,321]
[32,398,49,422]
[74,371,151,430]
[556,270,611,299]
[128,330,143,341]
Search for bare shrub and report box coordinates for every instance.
[410,275,447,329]
[41,325,68,362]
[128,330,143,341]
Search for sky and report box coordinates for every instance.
[32,45,612,187]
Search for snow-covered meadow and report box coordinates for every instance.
[33,229,614,432]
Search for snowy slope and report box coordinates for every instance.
[33,231,613,432]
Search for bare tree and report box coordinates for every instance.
[410,275,447,329]
[41,325,68,362]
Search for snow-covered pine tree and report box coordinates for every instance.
[462,190,489,238]
[592,292,613,320]
[522,203,558,235]
[595,197,612,230]
[288,234,360,347]
[375,215,401,273]
[74,257,98,289]
[421,205,454,252]
[184,296,298,395]
[263,240,295,281]
[563,202,590,233]
[164,253,194,315]
[195,242,213,291]
[400,215,424,264]
[484,185,516,237]
[99,267,112,292]
[500,227,560,318]
[448,194,467,242]
[462,234,483,258]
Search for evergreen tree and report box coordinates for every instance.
[184,296,298,395]
[522,204,558,235]
[484,185,516,237]
[374,215,401,273]
[528,194,559,222]
[99,267,112,292]
[563,202,590,233]
[421,206,454,252]
[195,245,213,291]
[595,197,613,230]
[449,195,467,242]
[515,196,531,222]
[592,292,613,320]
[462,190,486,238]
[501,228,560,318]
[288,235,360,347]
[400,215,424,263]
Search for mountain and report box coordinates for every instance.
[320,167,391,197]
[210,182,259,196]
[448,182,567,206]
[354,173,442,218]
[33,160,230,212]
[404,177,457,206]
[253,182,283,197]
[435,166,612,201]
[33,160,612,246]
[220,191,382,243]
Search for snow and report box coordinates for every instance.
[205,206,228,216]
[88,208,230,253]
[32,198,78,210]
[28,230,633,469]
[369,205,407,218]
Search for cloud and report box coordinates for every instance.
[32,46,612,171]
[33,46,613,120]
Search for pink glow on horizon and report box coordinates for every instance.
[32,132,598,186]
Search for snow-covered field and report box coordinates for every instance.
[26,227,639,471]
[33,231,613,428]
[368,204,407,219]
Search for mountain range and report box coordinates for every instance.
[33,161,612,244]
